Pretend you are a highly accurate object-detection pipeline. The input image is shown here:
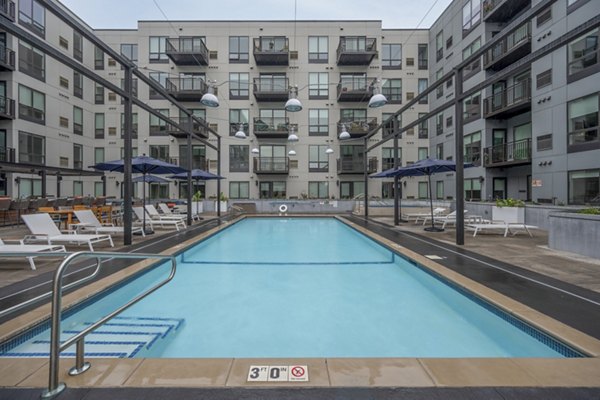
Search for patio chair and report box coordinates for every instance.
[21,214,114,251]
[133,207,186,231]
[466,220,538,237]
[0,238,66,270]
[73,210,145,237]
[430,210,469,229]
[158,203,200,221]
[402,207,448,225]
[145,205,186,221]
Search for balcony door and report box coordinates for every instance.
[491,81,505,111]
[513,122,531,160]
[493,177,507,200]
[492,129,506,164]
[513,71,530,102]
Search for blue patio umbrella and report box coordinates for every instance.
[371,158,474,232]
[169,169,224,201]
[90,155,186,233]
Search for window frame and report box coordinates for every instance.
[382,43,402,69]
[308,36,328,63]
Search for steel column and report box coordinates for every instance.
[363,136,368,220]
[186,121,193,226]
[454,67,465,246]
[217,136,222,218]
[123,67,133,245]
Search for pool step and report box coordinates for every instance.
[1,316,184,358]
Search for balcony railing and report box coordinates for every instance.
[166,116,209,139]
[19,152,45,165]
[253,157,290,174]
[253,76,289,102]
[568,46,600,81]
[483,22,531,70]
[483,78,531,119]
[336,36,377,65]
[337,157,378,174]
[337,77,373,102]
[165,77,208,101]
[0,146,15,163]
[0,0,15,21]
[483,138,531,167]
[253,116,289,138]
[0,44,15,71]
[165,37,209,65]
[483,0,530,23]
[0,95,15,120]
[229,122,249,137]
[253,37,289,65]
[338,117,378,137]
[168,156,207,171]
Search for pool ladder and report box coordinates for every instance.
[0,251,177,399]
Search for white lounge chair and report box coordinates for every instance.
[73,210,145,237]
[133,207,186,231]
[158,203,200,222]
[21,214,114,251]
[144,205,186,221]
[466,221,538,237]
[430,210,469,229]
[402,207,448,225]
[0,238,66,270]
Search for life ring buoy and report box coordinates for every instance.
[279,204,288,213]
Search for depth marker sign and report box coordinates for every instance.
[247,365,309,382]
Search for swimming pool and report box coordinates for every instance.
[0,218,582,358]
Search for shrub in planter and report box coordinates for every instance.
[578,208,600,215]
[492,198,525,223]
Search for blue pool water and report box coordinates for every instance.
[0,218,580,358]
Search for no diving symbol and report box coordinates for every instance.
[291,366,305,377]
[289,365,308,381]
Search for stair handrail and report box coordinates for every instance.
[39,251,177,399]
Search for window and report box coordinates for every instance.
[446,36,453,49]
[178,145,206,170]
[94,147,104,164]
[149,183,169,200]
[59,36,68,50]
[121,113,138,137]
[94,182,104,197]
[436,181,444,200]
[309,72,328,99]
[59,76,69,89]
[229,182,250,199]
[149,145,169,162]
[308,145,329,172]
[95,84,104,104]
[382,113,400,137]
[339,181,364,199]
[229,145,249,172]
[120,147,138,158]
[463,92,481,122]
[73,144,83,169]
[536,6,552,27]
[18,85,45,124]
[73,106,83,135]
[418,79,428,104]
[73,31,83,61]
[568,28,598,81]
[19,0,45,37]
[94,113,104,139]
[464,178,482,201]
[436,113,443,135]
[419,113,428,138]
[308,109,328,136]
[436,143,444,159]
[464,131,481,165]
[569,169,599,205]
[462,0,481,31]
[18,131,45,164]
[568,93,599,151]
[462,37,481,60]
[418,182,428,199]
[418,44,428,69]
[149,109,169,135]
[568,0,592,13]
[229,36,249,63]
[18,41,45,81]
[229,72,249,99]
[149,36,168,62]
[120,43,138,63]
[308,182,329,199]
[149,72,168,98]
[536,69,552,89]
[73,71,83,98]
[94,46,104,70]
[436,32,443,62]
[308,36,328,63]
[537,134,553,151]
[446,116,453,127]
[418,147,428,161]
[259,181,286,199]
[229,109,249,136]
[382,79,402,103]
[436,68,443,98]
[73,181,83,196]
[382,44,401,69]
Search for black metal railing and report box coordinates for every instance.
[165,77,208,94]
[253,76,288,95]
[0,95,15,119]
[337,157,378,174]
[568,45,600,77]
[253,157,289,174]
[229,122,249,136]
[0,44,15,70]
[483,78,531,117]
[337,76,372,99]
[165,37,209,64]
[483,138,532,167]
[336,36,377,64]
[169,156,207,171]
[0,0,15,21]
[253,116,289,134]
[19,152,45,165]
[0,146,15,163]
[337,117,378,136]
[254,37,289,53]
[484,22,530,68]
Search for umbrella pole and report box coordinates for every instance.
[143,173,146,233]
[424,173,443,232]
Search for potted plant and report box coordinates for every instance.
[191,190,203,215]
[215,192,228,212]
[492,198,525,223]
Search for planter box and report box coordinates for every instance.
[215,200,228,212]
[492,206,524,223]
[192,201,203,215]
[549,212,600,259]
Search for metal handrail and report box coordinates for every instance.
[26,251,178,399]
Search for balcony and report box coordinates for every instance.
[167,116,209,139]
[0,44,15,71]
[483,0,530,23]
[337,157,378,174]
[168,156,208,171]
[483,138,532,168]
[0,146,15,163]
[0,95,15,120]
[483,22,531,71]
[0,0,15,21]
[253,157,289,174]
[484,79,531,119]
[337,77,373,102]
[253,37,289,66]
[165,77,208,101]
[336,37,377,66]
[229,122,249,137]
[253,76,289,102]
[338,117,378,138]
[253,116,289,138]
[165,37,209,66]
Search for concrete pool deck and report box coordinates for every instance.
[0,214,600,399]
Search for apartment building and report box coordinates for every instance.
[427,0,600,205]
